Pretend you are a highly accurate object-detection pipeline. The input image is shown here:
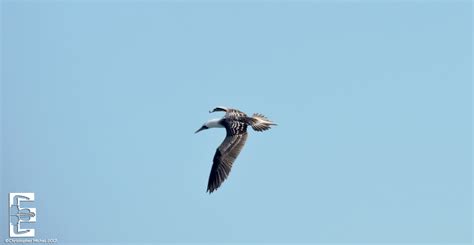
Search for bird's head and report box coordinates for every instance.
[195,118,224,134]
[195,124,209,134]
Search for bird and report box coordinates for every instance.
[195,106,277,193]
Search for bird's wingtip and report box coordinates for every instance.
[209,106,228,113]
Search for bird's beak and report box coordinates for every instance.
[195,126,206,134]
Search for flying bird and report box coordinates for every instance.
[195,106,277,193]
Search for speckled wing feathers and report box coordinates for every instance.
[207,133,248,193]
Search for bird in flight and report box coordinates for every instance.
[195,106,277,193]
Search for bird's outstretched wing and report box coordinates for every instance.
[224,108,247,119]
[211,107,249,121]
[207,124,248,193]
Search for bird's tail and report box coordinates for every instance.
[248,113,277,132]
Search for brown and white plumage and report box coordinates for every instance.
[208,132,248,193]
[195,106,277,193]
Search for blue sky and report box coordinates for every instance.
[1,1,472,244]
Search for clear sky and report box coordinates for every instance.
[1,0,472,244]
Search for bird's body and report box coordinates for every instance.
[195,106,277,193]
